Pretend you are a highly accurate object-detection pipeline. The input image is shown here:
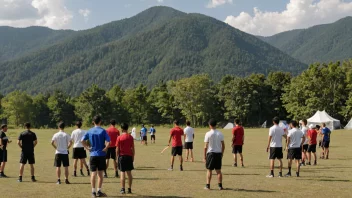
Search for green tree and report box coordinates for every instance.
[107,85,129,123]
[122,84,150,124]
[32,94,51,128]
[47,90,76,126]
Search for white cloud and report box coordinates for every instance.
[207,0,233,8]
[79,8,91,22]
[0,0,72,29]
[225,0,352,36]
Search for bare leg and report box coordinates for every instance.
[0,162,6,172]
[73,159,78,172]
[234,154,237,164]
[185,150,189,161]
[91,171,97,189]
[80,159,83,170]
[215,169,222,184]
[179,155,183,166]
[308,152,311,163]
[30,164,35,176]
[120,171,125,189]
[206,169,212,185]
[105,159,109,171]
[64,167,69,179]
[296,160,300,173]
[270,159,275,172]
[278,159,283,173]
[240,153,244,165]
[127,171,133,189]
[190,150,194,162]
[19,164,25,176]
[97,170,104,188]
[170,156,175,168]
[56,167,61,179]
[325,148,329,159]
[313,152,317,162]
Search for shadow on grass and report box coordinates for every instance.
[134,178,159,180]
[136,168,168,171]
[224,173,260,176]
[301,178,351,182]
[226,188,277,193]
[107,196,190,198]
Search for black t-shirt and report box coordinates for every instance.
[18,130,37,153]
[0,130,8,150]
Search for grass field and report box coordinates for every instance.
[1,127,351,198]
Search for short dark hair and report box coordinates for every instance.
[151,125,154,127]
[93,115,102,124]
[186,121,191,126]
[58,122,65,129]
[303,119,307,125]
[273,117,280,124]
[110,119,116,126]
[76,121,82,128]
[322,123,326,127]
[290,120,298,127]
[316,125,321,130]
[142,124,144,127]
[234,118,240,125]
[24,122,31,129]
[1,124,7,129]
[208,119,217,127]
[174,120,180,126]
[121,123,129,131]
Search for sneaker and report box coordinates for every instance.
[120,188,126,194]
[103,174,107,178]
[31,177,37,182]
[278,175,283,178]
[115,172,119,178]
[285,173,291,177]
[56,180,61,184]
[65,179,70,184]
[204,186,210,190]
[219,187,224,190]
[296,172,300,177]
[127,188,132,194]
[266,174,274,178]
[233,163,237,167]
[73,172,77,177]
[168,167,173,171]
[91,192,96,198]
[80,171,85,176]
[17,179,22,182]
[241,164,245,168]
[0,174,8,178]
[307,162,311,165]
[97,191,107,197]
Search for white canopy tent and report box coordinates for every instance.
[223,123,234,129]
[307,111,341,130]
[345,119,352,130]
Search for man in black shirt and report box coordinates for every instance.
[17,122,38,182]
[0,124,11,177]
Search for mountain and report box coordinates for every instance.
[0,6,306,95]
[261,17,352,64]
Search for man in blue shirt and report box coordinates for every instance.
[321,123,331,159]
[82,115,110,197]
[140,125,148,146]
[150,126,156,144]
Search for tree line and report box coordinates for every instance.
[1,60,352,128]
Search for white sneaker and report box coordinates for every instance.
[167,168,173,171]
[266,174,274,178]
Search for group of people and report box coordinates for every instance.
[138,124,156,145]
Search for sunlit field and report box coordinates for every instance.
[1,127,351,198]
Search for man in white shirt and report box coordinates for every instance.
[203,119,225,190]
[71,121,89,177]
[285,120,305,177]
[299,119,309,166]
[184,121,195,162]
[266,117,287,178]
[51,122,73,184]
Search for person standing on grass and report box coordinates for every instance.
[317,125,325,159]
[321,123,331,159]
[82,115,110,197]
[168,120,184,171]
[184,121,194,162]
[105,119,120,178]
[51,122,73,184]
[285,120,305,177]
[150,125,156,144]
[140,125,148,146]
[307,124,318,165]
[266,117,286,178]
[17,122,38,182]
[203,119,225,190]
[71,121,90,177]
[232,118,244,167]
[0,124,11,178]
[300,119,309,166]
[116,123,135,194]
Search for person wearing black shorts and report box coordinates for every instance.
[232,119,244,167]
[105,119,120,178]
[0,124,11,178]
[17,122,38,182]
[51,122,73,184]
[203,119,225,190]
[307,124,318,165]
[71,121,89,177]
[168,120,184,171]
[184,121,194,162]
[150,126,156,144]
[285,121,305,177]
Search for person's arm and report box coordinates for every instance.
[103,131,110,152]
[286,137,291,151]
[67,139,73,150]
[301,136,305,147]
[203,142,209,163]
[81,133,90,150]
[243,135,245,145]
[221,141,225,157]
[17,140,22,149]
[266,136,272,152]
[51,140,57,150]
[116,138,120,159]
[131,140,135,162]
[33,134,38,147]
[168,135,172,146]
[184,130,186,142]
[231,129,235,146]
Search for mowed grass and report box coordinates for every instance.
[1,127,351,198]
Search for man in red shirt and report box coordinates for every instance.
[168,120,184,171]
[105,119,120,178]
[232,118,244,167]
[116,123,135,194]
[307,124,318,165]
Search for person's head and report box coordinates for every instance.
[290,120,298,128]
[110,119,116,126]
[186,121,191,126]
[76,121,82,129]
[24,122,31,129]
[93,115,102,126]
[316,125,321,130]
[151,125,154,128]
[322,123,326,127]
[272,117,280,125]
[121,123,129,132]
[302,119,307,126]
[1,124,8,132]
[208,119,217,129]
[309,124,314,129]
[234,118,241,125]
[174,120,180,127]
[142,124,144,128]
[58,122,65,130]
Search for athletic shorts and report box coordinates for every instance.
[20,152,35,164]
[206,152,222,170]
[142,136,147,141]
[106,147,116,159]
[302,144,308,152]
[90,156,106,172]
[269,147,283,159]
[287,148,302,160]
[118,155,134,172]
[151,135,156,140]
[54,154,69,167]
[72,147,87,159]
[232,145,243,154]
[184,142,193,150]
[308,144,317,153]
[318,140,323,147]
[171,146,183,156]
[0,149,7,163]
[323,141,330,148]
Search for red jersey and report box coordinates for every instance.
[106,126,120,148]
[116,133,134,156]
[232,125,244,145]
[307,129,317,145]
[170,127,183,147]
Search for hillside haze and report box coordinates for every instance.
[0,6,306,95]
[261,17,352,64]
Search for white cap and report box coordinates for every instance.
[309,124,314,129]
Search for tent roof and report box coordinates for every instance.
[307,110,339,123]
[223,123,234,129]
[322,110,339,121]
